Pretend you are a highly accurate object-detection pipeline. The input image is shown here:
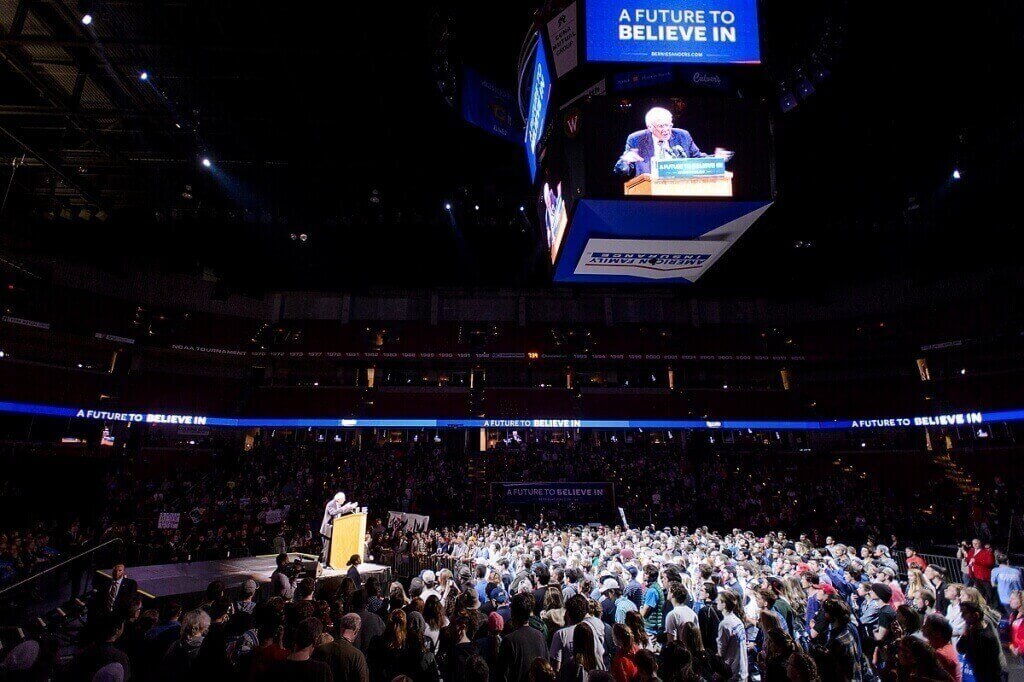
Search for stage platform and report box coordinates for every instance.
[100,555,390,600]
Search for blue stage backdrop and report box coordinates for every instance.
[497,482,614,504]
[586,0,761,65]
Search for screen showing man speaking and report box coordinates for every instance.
[586,0,761,64]
[561,92,771,200]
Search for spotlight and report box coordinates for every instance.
[139,71,149,81]
[952,169,961,180]
[81,13,93,25]
[474,204,480,210]
[778,81,798,113]
[201,157,211,168]
[519,205,525,212]
[444,202,452,211]
[960,368,967,375]
[0,350,5,358]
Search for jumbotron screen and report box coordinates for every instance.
[585,0,762,64]
[561,92,771,201]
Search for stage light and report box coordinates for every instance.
[474,204,480,211]
[778,81,798,113]
[444,202,452,210]
[201,157,212,168]
[139,71,149,81]
[175,123,182,129]
[0,350,5,358]
[952,169,961,180]
[519,205,525,212]
[960,368,967,375]
[81,13,93,25]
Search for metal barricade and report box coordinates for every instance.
[917,553,966,582]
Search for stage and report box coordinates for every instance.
[100,554,391,600]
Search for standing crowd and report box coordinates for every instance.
[8,522,1021,682]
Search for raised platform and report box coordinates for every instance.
[100,555,390,600]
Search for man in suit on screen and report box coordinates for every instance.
[613,106,731,179]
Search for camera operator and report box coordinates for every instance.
[270,552,297,600]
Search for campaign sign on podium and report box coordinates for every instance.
[653,156,726,179]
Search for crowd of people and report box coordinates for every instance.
[1,435,1010,588]
[4,522,1021,681]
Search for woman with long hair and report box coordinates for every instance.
[401,609,442,682]
[542,586,567,638]
[757,609,793,682]
[338,576,358,613]
[610,623,640,682]
[436,568,460,616]
[679,621,729,681]
[906,568,930,602]
[389,581,410,614]
[624,611,650,651]
[368,608,408,682]
[556,622,602,682]
[422,595,448,653]
[783,575,808,626]
[895,635,954,681]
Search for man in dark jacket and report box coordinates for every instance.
[498,593,548,682]
[313,613,369,682]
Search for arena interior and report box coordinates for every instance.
[1,1,1023,681]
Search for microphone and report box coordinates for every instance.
[671,145,688,158]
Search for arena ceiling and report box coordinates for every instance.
[0,0,1021,293]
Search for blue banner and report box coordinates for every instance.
[0,401,1017,431]
[586,0,762,65]
[498,482,613,504]
[461,67,521,144]
[654,157,726,178]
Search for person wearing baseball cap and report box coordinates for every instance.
[488,586,512,625]
[234,579,259,614]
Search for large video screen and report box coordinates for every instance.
[525,39,553,182]
[563,92,771,200]
[542,181,569,263]
[585,0,761,64]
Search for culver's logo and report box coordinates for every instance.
[586,251,710,271]
[691,71,723,87]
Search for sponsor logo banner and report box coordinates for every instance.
[460,67,521,144]
[547,3,579,77]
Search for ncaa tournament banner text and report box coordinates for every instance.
[498,482,613,504]
[586,0,761,64]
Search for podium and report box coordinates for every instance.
[328,512,367,570]
[624,172,733,197]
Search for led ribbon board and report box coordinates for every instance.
[0,401,1018,430]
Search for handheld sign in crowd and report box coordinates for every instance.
[157,512,180,530]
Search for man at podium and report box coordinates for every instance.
[320,492,359,562]
[613,106,732,180]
